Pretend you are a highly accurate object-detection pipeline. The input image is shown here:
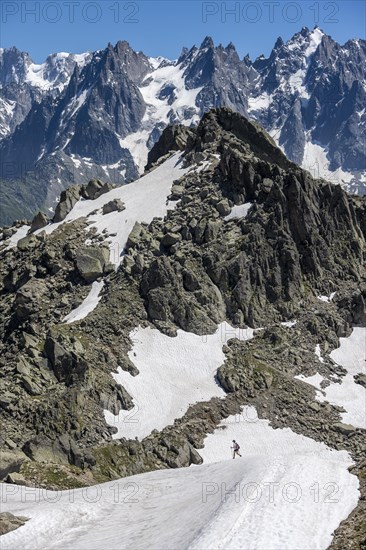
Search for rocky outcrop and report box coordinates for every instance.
[102,199,125,215]
[0,450,29,481]
[53,185,81,222]
[14,278,49,321]
[83,180,116,201]
[0,513,29,536]
[75,246,112,282]
[146,125,195,170]
[28,211,48,234]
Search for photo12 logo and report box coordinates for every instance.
[201,2,340,24]
[1,2,140,24]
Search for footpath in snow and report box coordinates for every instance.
[1,406,359,550]
[104,322,255,439]
[194,407,359,549]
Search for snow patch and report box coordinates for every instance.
[62,281,104,324]
[295,372,324,389]
[303,141,354,186]
[315,344,325,363]
[305,28,324,58]
[104,322,255,440]
[281,320,297,328]
[318,292,336,302]
[296,328,366,429]
[322,327,366,428]
[4,225,30,249]
[0,441,358,550]
[38,153,190,267]
[121,61,203,172]
[224,203,252,221]
[248,92,272,111]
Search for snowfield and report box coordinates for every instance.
[104,322,255,440]
[295,327,366,429]
[36,153,190,266]
[194,407,358,550]
[1,408,359,550]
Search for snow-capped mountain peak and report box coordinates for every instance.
[0,29,365,226]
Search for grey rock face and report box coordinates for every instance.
[0,110,365,547]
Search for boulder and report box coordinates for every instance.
[6,472,27,485]
[53,185,81,222]
[22,437,68,465]
[333,422,357,435]
[354,373,366,388]
[0,450,29,481]
[75,246,110,282]
[216,199,231,216]
[170,184,184,200]
[83,180,115,200]
[102,199,125,215]
[14,279,48,320]
[126,222,143,249]
[28,211,48,234]
[44,334,88,385]
[161,232,182,247]
[17,234,39,252]
[20,375,42,396]
[0,513,29,536]
[189,444,203,465]
[0,391,16,410]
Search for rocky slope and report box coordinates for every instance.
[0,27,365,225]
[0,108,365,547]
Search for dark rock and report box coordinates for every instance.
[146,124,195,169]
[75,246,110,283]
[81,181,116,201]
[161,232,182,247]
[17,234,39,252]
[53,185,81,223]
[14,278,48,320]
[102,199,125,215]
[28,211,49,234]
[44,333,88,385]
[216,199,231,216]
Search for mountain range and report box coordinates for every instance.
[0,26,365,226]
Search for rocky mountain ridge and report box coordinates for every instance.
[0,109,365,547]
[0,27,365,226]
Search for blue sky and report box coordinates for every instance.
[1,1,365,62]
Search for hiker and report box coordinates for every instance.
[231,439,242,459]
